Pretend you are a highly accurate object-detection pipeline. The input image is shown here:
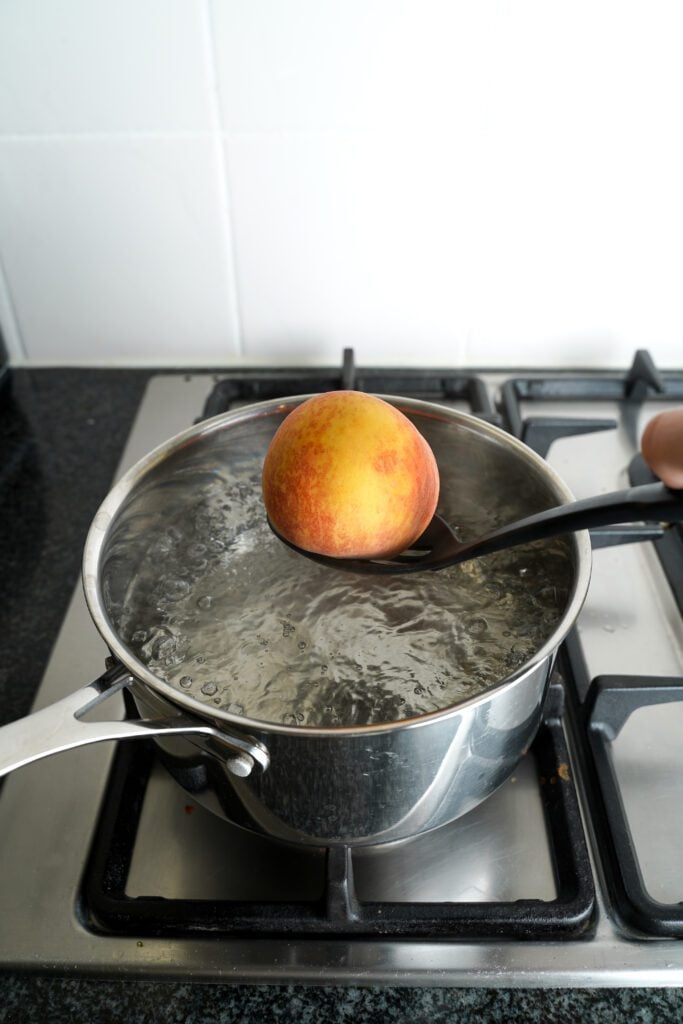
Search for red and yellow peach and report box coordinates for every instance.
[262,391,440,559]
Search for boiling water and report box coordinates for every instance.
[116,458,573,728]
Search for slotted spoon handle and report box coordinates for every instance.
[429,481,683,572]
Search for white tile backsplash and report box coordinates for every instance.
[209,1,683,140]
[226,118,683,368]
[226,132,465,365]
[0,0,212,134]
[0,138,238,363]
[210,0,395,133]
[0,2,682,367]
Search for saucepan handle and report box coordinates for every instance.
[0,663,269,779]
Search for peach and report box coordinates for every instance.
[262,391,440,559]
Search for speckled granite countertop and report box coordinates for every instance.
[1,368,683,1023]
[3,979,683,1023]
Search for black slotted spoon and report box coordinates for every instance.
[269,481,683,575]
[269,407,683,575]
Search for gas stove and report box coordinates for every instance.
[1,351,682,986]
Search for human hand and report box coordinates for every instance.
[641,409,683,489]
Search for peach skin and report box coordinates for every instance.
[262,391,440,559]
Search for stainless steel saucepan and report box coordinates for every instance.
[0,396,592,846]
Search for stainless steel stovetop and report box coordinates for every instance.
[1,361,683,986]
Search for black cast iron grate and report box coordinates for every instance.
[499,348,683,936]
[79,683,595,941]
[199,347,498,423]
[499,348,683,457]
[79,357,596,941]
[584,674,683,938]
[499,348,681,550]
[629,453,683,617]
[560,635,683,939]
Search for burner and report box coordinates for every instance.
[81,683,595,941]
[500,350,683,549]
[4,360,683,983]
[561,635,683,939]
[500,348,683,457]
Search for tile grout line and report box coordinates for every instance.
[0,131,216,142]
[0,248,27,362]
[200,0,244,359]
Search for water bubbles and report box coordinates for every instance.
[187,542,207,559]
[505,645,527,670]
[152,633,190,669]
[151,526,183,558]
[152,536,173,557]
[151,536,173,557]
[120,450,572,729]
[101,574,115,611]
[163,577,190,602]
[157,637,176,659]
[194,509,214,534]
[141,628,177,663]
